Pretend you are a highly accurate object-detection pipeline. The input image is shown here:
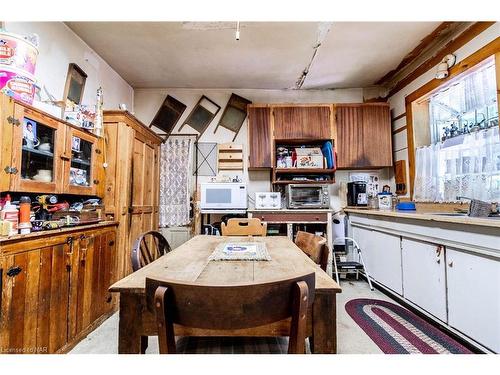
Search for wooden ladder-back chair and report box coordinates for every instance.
[131,230,172,353]
[145,272,315,354]
[295,231,329,272]
[221,218,267,236]
[131,230,172,272]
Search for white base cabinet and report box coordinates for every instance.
[401,238,447,322]
[446,248,500,353]
[352,226,403,295]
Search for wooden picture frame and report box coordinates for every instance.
[63,63,87,105]
[214,93,252,141]
[149,95,187,135]
[179,96,221,136]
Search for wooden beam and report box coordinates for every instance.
[392,126,407,135]
[376,22,457,85]
[388,22,496,98]
[391,112,406,122]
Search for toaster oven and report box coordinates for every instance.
[286,184,330,209]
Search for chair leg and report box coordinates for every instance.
[140,336,148,354]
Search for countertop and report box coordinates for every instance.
[0,221,118,245]
[344,208,500,229]
[248,208,334,213]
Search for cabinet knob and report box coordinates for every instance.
[448,261,454,267]
[108,240,115,246]
[6,266,22,277]
[93,179,99,185]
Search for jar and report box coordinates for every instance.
[367,196,379,209]
[377,192,393,210]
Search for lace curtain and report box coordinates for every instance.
[159,138,193,227]
[414,126,500,202]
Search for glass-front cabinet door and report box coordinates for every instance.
[10,104,65,193]
[64,128,98,195]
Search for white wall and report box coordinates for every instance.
[388,23,500,198]
[3,22,134,113]
[134,88,392,210]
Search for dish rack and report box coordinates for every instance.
[457,196,493,217]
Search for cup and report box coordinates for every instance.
[24,136,40,149]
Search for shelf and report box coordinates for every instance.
[22,146,54,158]
[71,158,91,166]
[275,168,335,174]
[272,179,335,185]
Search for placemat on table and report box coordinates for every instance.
[208,242,271,261]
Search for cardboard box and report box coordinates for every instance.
[295,147,325,168]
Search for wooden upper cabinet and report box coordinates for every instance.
[336,103,392,169]
[248,106,272,169]
[273,106,332,140]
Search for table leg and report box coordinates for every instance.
[312,292,337,354]
[118,292,143,354]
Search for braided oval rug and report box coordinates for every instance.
[345,299,473,354]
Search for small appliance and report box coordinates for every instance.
[254,192,281,210]
[200,183,247,210]
[347,181,368,206]
[286,184,330,209]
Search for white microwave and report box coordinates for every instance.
[200,183,247,210]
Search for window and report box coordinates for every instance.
[413,57,500,202]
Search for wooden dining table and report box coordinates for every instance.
[109,235,342,354]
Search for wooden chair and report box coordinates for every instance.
[295,231,329,272]
[145,272,316,354]
[221,218,267,236]
[131,230,172,272]
[131,230,172,353]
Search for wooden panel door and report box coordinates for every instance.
[248,106,272,168]
[447,248,500,352]
[336,105,364,168]
[10,103,66,193]
[0,241,71,354]
[401,238,447,322]
[361,104,392,167]
[273,106,331,140]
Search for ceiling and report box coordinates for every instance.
[66,21,441,90]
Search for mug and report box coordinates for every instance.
[38,142,51,152]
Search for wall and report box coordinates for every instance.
[134,88,391,210]
[388,23,500,198]
[3,22,134,113]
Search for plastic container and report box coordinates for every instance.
[0,198,19,235]
[396,202,416,211]
[0,30,39,74]
[18,196,31,234]
[0,66,36,104]
[377,192,393,210]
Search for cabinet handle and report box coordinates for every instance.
[6,266,22,277]
[60,154,70,161]
[108,240,115,246]
[95,149,102,154]
[448,261,454,267]
[93,179,99,185]
[436,245,443,263]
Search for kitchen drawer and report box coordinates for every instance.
[255,212,328,223]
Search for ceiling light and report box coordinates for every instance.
[235,22,240,41]
[435,54,456,79]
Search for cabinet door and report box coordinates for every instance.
[336,105,363,168]
[0,241,71,354]
[248,106,272,168]
[9,103,65,193]
[351,226,402,294]
[273,106,331,140]
[361,104,392,167]
[447,248,500,352]
[64,128,99,196]
[336,104,392,168]
[401,238,447,322]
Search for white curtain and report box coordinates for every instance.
[159,138,193,227]
[414,127,500,202]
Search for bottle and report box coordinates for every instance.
[18,196,32,235]
[0,196,19,236]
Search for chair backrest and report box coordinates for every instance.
[221,218,267,236]
[145,272,315,354]
[131,230,171,272]
[295,231,329,272]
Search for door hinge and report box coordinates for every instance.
[4,166,18,175]
[7,116,20,126]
